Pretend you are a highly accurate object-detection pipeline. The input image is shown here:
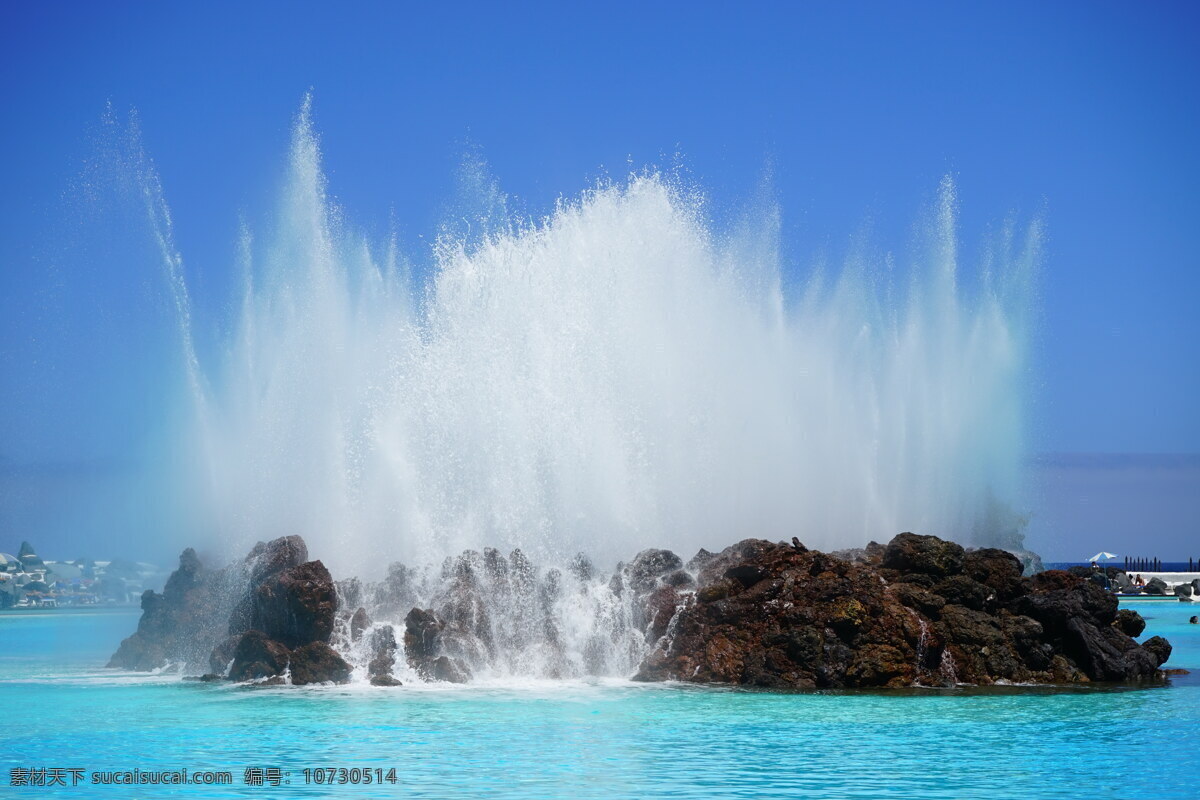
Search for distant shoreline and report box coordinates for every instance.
[0,604,140,614]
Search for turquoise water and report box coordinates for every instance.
[3,603,1198,798]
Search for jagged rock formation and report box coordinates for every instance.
[226,630,289,682]
[350,607,371,642]
[110,536,350,685]
[367,625,402,686]
[1113,608,1146,637]
[219,537,349,684]
[107,548,237,671]
[403,607,471,683]
[250,559,337,647]
[633,533,1171,688]
[289,642,352,685]
[112,531,1173,690]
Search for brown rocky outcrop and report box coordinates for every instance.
[368,625,402,686]
[111,536,349,685]
[251,560,337,648]
[107,548,237,672]
[403,607,471,683]
[227,630,290,681]
[114,531,1173,691]
[289,642,352,685]
[634,533,1171,688]
[350,607,371,642]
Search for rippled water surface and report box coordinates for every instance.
[3,603,1198,798]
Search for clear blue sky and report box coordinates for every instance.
[1,1,1197,561]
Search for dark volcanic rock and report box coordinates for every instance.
[227,630,290,681]
[625,549,684,593]
[643,585,681,643]
[455,552,496,639]
[882,533,965,578]
[209,634,240,675]
[230,536,322,639]
[933,575,992,612]
[830,541,885,566]
[371,561,421,620]
[892,583,945,619]
[663,569,695,588]
[289,642,351,685]
[429,655,471,683]
[350,607,371,642]
[111,536,346,678]
[1142,636,1172,667]
[116,530,1171,691]
[107,548,235,672]
[637,538,915,688]
[404,608,445,661]
[686,548,715,572]
[252,561,337,648]
[635,532,1169,688]
[371,674,404,687]
[894,572,937,589]
[725,563,768,589]
[1144,577,1168,596]
[1113,608,1146,637]
[963,548,1024,604]
[336,577,364,610]
[194,673,224,683]
[247,535,308,585]
[368,625,400,686]
[1016,571,1118,633]
[1061,617,1148,681]
[403,607,473,683]
[107,591,170,671]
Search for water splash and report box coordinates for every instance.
[141,102,1038,577]
[914,611,931,676]
[939,647,961,685]
[333,547,654,681]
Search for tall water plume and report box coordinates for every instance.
[168,103,1038,579]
